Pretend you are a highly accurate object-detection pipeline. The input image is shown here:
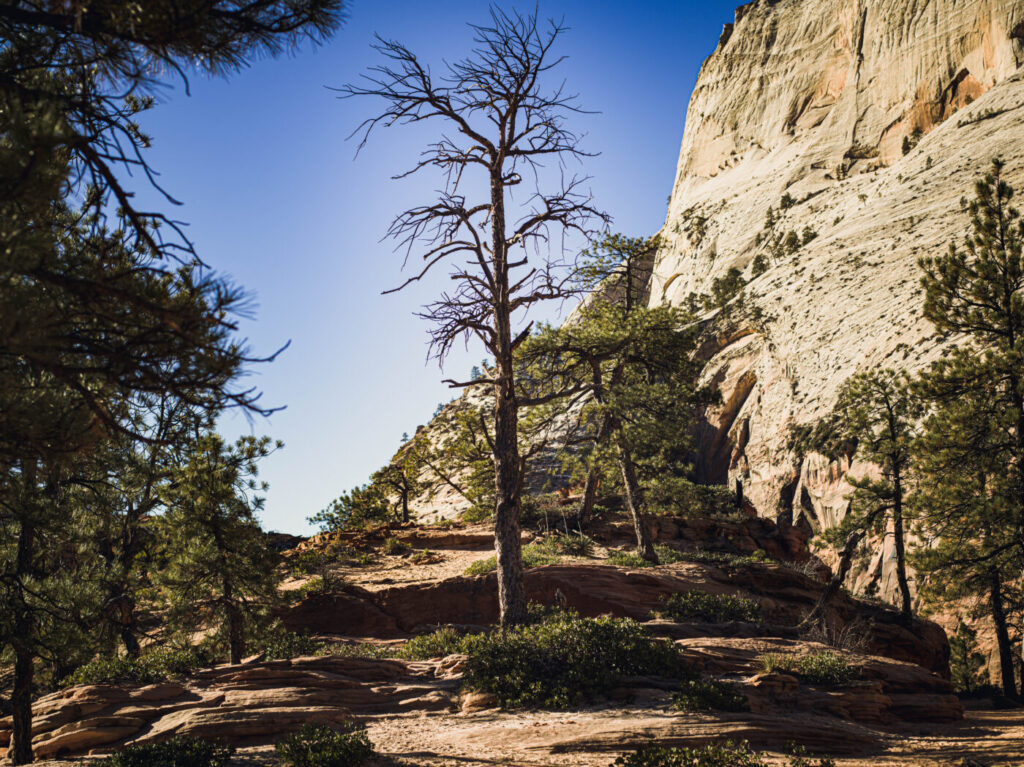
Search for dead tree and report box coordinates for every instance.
[339,7,607,627]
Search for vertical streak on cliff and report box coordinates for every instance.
[848,0,869,150]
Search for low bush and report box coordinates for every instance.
[259,630,327,660]
[64,647,207,688]
[275,722,374,767]
[672,677,749,712]
[656,591,761,623]
[330,642,396,660]
[787,745,837,767]
[106,737,234,767]
[347,552,377,567]
[759,651,855,686]
[691,549,770,567]
[548,533,596,557]
[381,536,411,555]
[461,610,695,709]
[291,574,342,600]
[613,740,765,767]
[397,626,472,660]
[289,548,332,576]
[607,544,774,571]
[410,548,444,565]
[613,741,837,767]
[606,545,688,568]
[464,543,561,575]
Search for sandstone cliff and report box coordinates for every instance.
[652,0,1024,548]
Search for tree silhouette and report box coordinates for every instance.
[340,7,608,626]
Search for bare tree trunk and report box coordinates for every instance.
[616,436,657,563]
[224,578,245,665]
[577,412,612,528]
[491,165,526,630]
[10,500,36,766]
[891,472,913,620]
[120,600,141,658]
[10,646,33,766]
[989,568,1018,699]
[112,586,141,658]
[801,529,864,630]
[577,465,599,528]
[494,361,526,628]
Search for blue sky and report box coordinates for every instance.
[133,0,740,534]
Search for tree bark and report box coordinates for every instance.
[891,470,913,620]
[493,362,526,628]
[490,162,526,630]
[10,492,36,766]
[223,577,245,665]
[616,437,657,563]
[577,465,599,528]
[10,646,34,766]
[989,568,1018,699]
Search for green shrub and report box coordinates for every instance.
[787,745,837,767]
[613,740,765,767]
[607,545,688,568]
[397,627,472,660]
[759,651,855,686]
[459,504,493,523]
[672,677,749,712]
[656,591,761,623]
[381,536,411,555]
[549,533,596,557]
[410,547,443,564]
[791,652,855,685]
[259,630,326,660]
[613,741,838,767]
[678,549,770,568]
[292,574,342,600]
[464,556,494,575]
[275,722,373,767]
[461,610,695,709]
[464,543,561,575]
[106,737,234,767]
[607,550,653,568]
[289,548,332,576]
[64,647,207,688]
[330,642,396,660]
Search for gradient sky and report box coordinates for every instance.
[131,0,741,534]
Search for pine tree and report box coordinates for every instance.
[89,396,198,658]
[796,369,920,620]
[948,619,989,694]
[0,8,346,761]
[912,158,1024,699]
[525,234,706,561]
[159,433,281,665]
[308,483,392,533]
[0,0,344,258]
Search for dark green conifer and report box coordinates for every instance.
[912,158,1024,698]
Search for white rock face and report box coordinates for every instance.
[651,0,1024,542]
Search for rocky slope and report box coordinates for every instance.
[0,517,972,764]
[652,0,1024,567]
